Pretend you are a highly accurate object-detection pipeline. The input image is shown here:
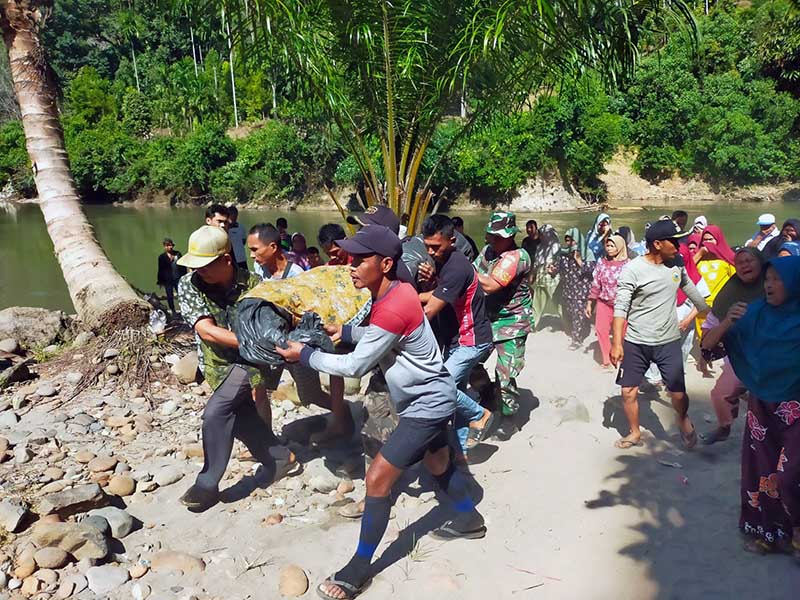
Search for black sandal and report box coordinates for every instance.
[316,575,370,600]
[466,412,499,449]
[431,519,487,540]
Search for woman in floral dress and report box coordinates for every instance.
[554,227,595,349]
[585,234,629,368]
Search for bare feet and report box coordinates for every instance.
[469,409,492,430]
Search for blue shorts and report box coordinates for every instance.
[616,339,686,393]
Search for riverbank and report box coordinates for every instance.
[1,319,797,599]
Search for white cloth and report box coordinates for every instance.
[747,228,779,251]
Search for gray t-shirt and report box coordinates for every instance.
[614,256,709,345]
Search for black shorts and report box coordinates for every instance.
[380,416,453,469]
[616,339,686,393]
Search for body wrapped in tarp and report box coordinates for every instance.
[235,265,372,367]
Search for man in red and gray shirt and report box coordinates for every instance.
[278,224,485,599]
[419,214,497,453]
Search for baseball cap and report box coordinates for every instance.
[177,225,232,269]
[645,220,691,244]
[336,225,402,261]
[485,211,519,238]
[757,213,776,226]
[346,205,401,235]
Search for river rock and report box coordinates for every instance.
[81,515,110,537]
[0,570,6,590]
[171,352,198,384]
[74,450,95,464]
[149,551,205,574]
[0,307,70,348]
[160,400,178,417]
[108,474,136,496]
[87,507,133,538]
[336,479,355,494]
[86,565,128,595]
[153,466,183,487]
[263,513,283,526]
[31,521,109,560]
[21,575,40,596]
[102,348,119,360]
[278,565,309,597]
[35,567,59,585]
[35,383,57,398]
[33,547,69,570]
[106,364,119,376]
[37,483,108,517]
[0,338,19,354]
[43,467,64,481]
[308,474,338,494]
[14,555,36,579]
[0,499,29,533]
[128,563,148,579]
[71,331,94,348]
[64,372,82,385]
[0,410,18,428]
[87,455,117,473]
[13,444,33,464]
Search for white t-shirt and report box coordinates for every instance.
[747,228,778,251]
[254,261,304,280]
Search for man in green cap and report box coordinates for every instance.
[473,211,534,433]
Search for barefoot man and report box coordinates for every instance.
[277,224,486,600]
[611,220,709,450]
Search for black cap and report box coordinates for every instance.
[645,220,691,244]
[336,225,402,261]
[346,205,401,235]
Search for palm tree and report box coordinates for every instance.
[216,0,694,232]
[1,0,149,328]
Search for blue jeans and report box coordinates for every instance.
[444,342,493,451]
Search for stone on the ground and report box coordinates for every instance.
[87,455,117,473]
[131,582,152,600]
[153,466,183,487]
[13,444,33,464]
[65,372,82,385]
[87,507,134,539]
[21,575,40,595]
[0,570,6,590]
[37,483,108,517]
[171,351,198,384]
[128,563,148,579]
[33,547,69,569]
[336,479,355,494]
[160,400,178,416]
[43,467,65,482]
[0,410,18,428]
[0,499,29,533]
[81,515,110,537]
[106,364,120,376]
[74,450,95,463]
[106,475,136,497]
[31,521,109,560]
[263,513,283,526]
[13,555,36,579]
[86,565,128,595]
[0,338,19,354]
[307,474,338,494]
[278,565,309,597]
[35,383,57,397]
[0,307,70,348]
[71,331,94,348]
[182,443,203,458]
[149,551,205,574]
[102,348,119,360]
[35,568,59,585]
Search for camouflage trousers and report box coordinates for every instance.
[494,335,528,416]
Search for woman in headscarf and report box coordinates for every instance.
[288,232,311,270]
[699,248,766,445]
[763,218,800,259]
[585,234,629,368]
[555,227,595,349]
[617,226,641,258]
[779,241,800,257]
[530,224,562,328]
[693,224,737,336]
[711,256,800,558]
[586,213,612,260]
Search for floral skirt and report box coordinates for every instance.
[740,396,800,547]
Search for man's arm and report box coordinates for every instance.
[422,295,449,319]
[194,317,239,348]
[300,325,399,378]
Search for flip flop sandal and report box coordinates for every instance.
[614,438,643,450]
[700,428,730,445]
[269,447,303,480]
[680,428,698,450]
[316,576,371,600]
[743,538,779,555]
[430,521,487,541]
[466,412,499,449]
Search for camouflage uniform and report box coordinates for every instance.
[474,211,534,416]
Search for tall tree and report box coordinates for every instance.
[219,0,694,232]
[1,0,149,328]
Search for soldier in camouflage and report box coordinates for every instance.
[473,211,534,421]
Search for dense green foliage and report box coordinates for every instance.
[0,1,797,203]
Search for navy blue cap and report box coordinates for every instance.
[346,205,401,235]
[645,220,691,243]
[336,225,402,260]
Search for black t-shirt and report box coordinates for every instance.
[432,250,493,347]
[522,236,540,260]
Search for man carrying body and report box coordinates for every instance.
[205,203,229,231]
[745,213,779,251]
[226,206,248,270]
[318,223,352,266]
[247,223,304,281]
[277,225,485,599]
[473,212,534,427]
[611,220,710,450]
[419,215,497,454]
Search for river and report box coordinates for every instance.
[1,203,796,312]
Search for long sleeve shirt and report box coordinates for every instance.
[588,259,628,305]
[614,256,709,345]
[299,281,456,419]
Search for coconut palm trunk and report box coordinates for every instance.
[1,0,149,329]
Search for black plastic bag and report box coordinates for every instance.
[235,298,334,367]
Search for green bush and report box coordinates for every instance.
[64,66,117,126]
[0,121,34,196]
[172,123,235,194]
[121,88,152,137]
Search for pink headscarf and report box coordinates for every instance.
[700,224,736,265]
[677,244,702,306]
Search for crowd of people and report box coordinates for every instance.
[154,202,799,598]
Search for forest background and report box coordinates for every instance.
[1,0,798,207]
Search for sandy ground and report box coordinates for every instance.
[115,328,799,600]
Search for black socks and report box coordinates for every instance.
[336,495,391,586]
